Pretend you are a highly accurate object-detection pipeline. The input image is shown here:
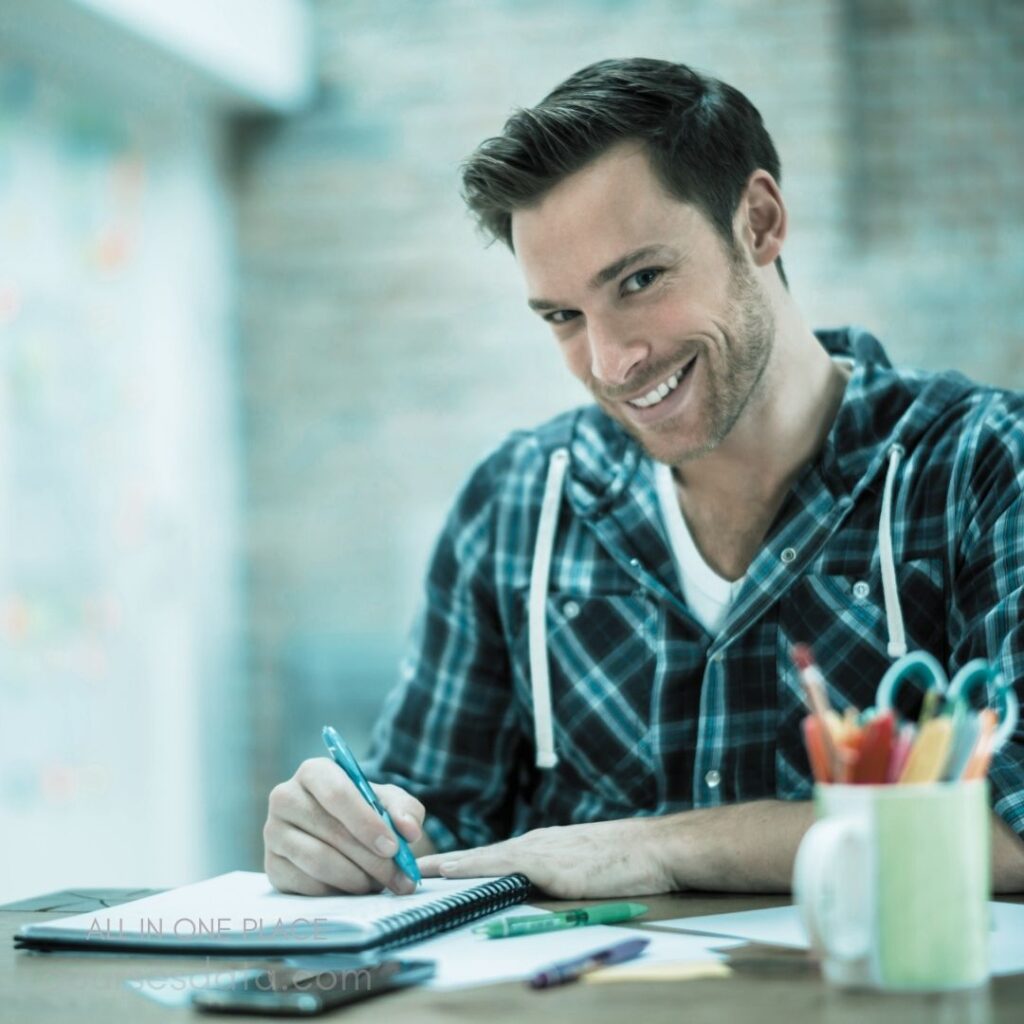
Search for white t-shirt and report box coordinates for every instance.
[653,462,745,634]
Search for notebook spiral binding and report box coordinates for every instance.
[373,873,532,951]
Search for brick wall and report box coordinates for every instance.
[232,0,1023,864]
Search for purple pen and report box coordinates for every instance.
[528,936,650,989]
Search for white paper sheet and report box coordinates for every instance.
[408,919,741,990]
[652,905,809,948]
[654,901,1024,977]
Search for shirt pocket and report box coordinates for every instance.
[774,557,946,796]
[509,590,658,812]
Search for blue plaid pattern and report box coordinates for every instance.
[365,327,1024,851]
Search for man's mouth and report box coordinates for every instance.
[626,355,698,409]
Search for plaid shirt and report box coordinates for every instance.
[365,327,1024,851]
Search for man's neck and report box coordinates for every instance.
[672,311,850,580]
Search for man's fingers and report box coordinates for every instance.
[375,785,426,842]
[276,784,406,892]
[273,761,423,895]
[298,759,400,858]
[266,823,381,895]
[419,844,511,880]
[273,781,354,853]
[268,774,387,888]
[416,852,448,877]
[265,851,339,897]
[391,813,422,843]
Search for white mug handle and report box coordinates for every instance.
[793,816,872,962]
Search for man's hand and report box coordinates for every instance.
[264,758,426,896]
[419,802,820,897]
[417,818,675,899]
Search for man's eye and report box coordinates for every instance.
[622,268,662,294]
[545,310,580,325]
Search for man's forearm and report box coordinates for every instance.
[416,797,1024,899]
[657,800,815,892]
[993,815,1024,892]
[658,801,1024,894]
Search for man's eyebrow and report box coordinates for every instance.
[527,245,674,312]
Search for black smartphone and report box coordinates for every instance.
[191,959,435,1016]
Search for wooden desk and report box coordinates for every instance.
[2,889,1021,1023]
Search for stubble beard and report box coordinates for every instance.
[598,257,776,467]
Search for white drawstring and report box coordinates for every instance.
[528,448,569,769]
[879,444,907,658]
[529,441,908,763]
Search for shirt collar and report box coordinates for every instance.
[563,326,974,516]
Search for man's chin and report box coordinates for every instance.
[595,399,714,466]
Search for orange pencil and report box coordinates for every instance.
[962,709,997,781]
[802,715,833,783]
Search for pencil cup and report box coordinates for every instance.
[793,780,990,992]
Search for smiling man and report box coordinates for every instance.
[263,59,1024,898]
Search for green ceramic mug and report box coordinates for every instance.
[793,780,990,991]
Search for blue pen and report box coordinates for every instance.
[321,725,421,887]
[528,936,650,988]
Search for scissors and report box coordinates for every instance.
[874,653,1019,752]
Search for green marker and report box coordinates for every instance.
[473,902,648,939]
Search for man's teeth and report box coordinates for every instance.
[629,363,689,409]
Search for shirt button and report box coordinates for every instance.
[852,580,870,600]
[781,547,797,565]
[562,600,580,619]
[705,769,721,789]
[629,557,641,569]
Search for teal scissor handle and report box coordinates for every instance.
[946,659,998,706]
[947,661,1020,753]
[875,651,948,714]
[994,679,1021,751]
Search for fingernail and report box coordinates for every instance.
[439,861,458,875]
[375,835,398,856]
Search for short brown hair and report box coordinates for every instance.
[462,57,786,284]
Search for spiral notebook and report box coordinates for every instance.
[14,870,532,955]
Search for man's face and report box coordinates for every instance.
[511,144,776,466]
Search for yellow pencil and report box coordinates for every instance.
[898,717,953,784]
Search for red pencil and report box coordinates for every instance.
[847,711,894,784]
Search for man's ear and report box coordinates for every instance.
[736,170,786,269]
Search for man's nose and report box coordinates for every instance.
[587,315,649,387]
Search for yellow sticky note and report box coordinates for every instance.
[583,961,733,984]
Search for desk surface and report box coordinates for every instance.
[2,889,1022,1023]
